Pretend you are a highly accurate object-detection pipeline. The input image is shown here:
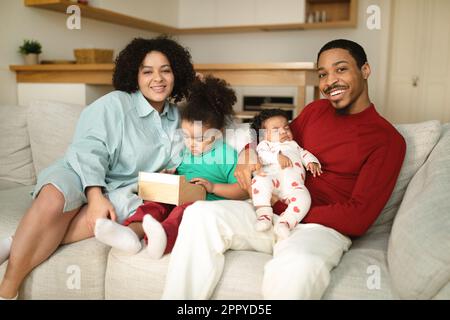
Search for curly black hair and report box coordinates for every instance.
[112,35,195,103]
[250,108,289,133]
[180,75,236,130]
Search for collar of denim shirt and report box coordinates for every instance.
[133,90,176,121]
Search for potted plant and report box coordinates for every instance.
[19,39,42,65]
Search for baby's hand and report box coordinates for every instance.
[306,162,322,177]
[191,177,215,193]
[278,152,293,169]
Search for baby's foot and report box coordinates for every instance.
[255,215,272,232]
[143,214,167,259]
[274,221,291,241]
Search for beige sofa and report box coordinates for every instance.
[1,100,449,300]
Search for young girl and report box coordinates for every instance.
[94,76,248,259]
[250,109,322,240]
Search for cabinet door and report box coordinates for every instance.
[416,0,450,122]
[386,0,450,123]
[385,0,425,123]
[255,0,305,25]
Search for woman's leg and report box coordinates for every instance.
[0,184,80,299]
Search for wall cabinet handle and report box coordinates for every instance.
[412,76,419,87]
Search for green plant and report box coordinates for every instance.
[19,39,42,55]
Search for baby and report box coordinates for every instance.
[250,109,322,240]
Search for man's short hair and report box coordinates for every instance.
[317,39,368,69]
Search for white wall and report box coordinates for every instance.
[1,0,392,113]
[178,0,305,28]
[176,0,392,113]
[92,0,179,27]
[0,0,157,106]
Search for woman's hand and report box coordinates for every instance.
[85,187,117,233]
[191,178,215,193]
[306,162,322,177]
[278,152,293,169]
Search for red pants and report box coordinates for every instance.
[123,201,193,255]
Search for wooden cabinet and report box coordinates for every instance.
[24,0,358,33]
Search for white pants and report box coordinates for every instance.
[162,200,352,300]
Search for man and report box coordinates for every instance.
[161,39,406,299]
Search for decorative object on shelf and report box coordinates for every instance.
[19,39,42,65]
[40,60,76,64]
[74,49,114,64]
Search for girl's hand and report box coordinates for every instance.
[278,152,293,169]
[85,192,117,233]
[306,162,322,177]
[191,177,215,193]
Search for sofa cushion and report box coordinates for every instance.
[323,226,397,299]
[373,120,442,227]
[0,105,36,185]
[27,100,84,175]
[105,248,270,300]
[388,123,450,299]
[0,179,27,191]
[0,185,110,300]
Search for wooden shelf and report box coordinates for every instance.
[10,62,319,115]
[25,0,358,34]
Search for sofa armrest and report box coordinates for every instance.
[388,124,450,299]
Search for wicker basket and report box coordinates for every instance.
[74,49,114,64]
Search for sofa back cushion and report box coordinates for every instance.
[27,100,85,175]
[388,123,450,299]
[372,120,442,227]
[0,105,36,185]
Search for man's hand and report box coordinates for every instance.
[85,187,117,233]
[306,162,322,177]
[191,177,214,193]
[278,152,293,169]
[234,147,264,193]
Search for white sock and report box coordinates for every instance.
[0,236,13,265]
[255,207,273,232]
[274,222,291,241]
[143,214,167,259]
[94,218,142,254]
[0,292,18,300]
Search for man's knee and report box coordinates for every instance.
[183,201,219,225]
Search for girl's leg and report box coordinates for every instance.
[143,202,192,259]
[0,184,79,299]
[93,201,172,254]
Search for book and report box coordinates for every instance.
[138,172,206,206]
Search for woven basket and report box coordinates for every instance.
[74,49,114,64]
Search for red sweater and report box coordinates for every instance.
[273,99,406,237]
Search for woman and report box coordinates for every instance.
[0,36,195,299]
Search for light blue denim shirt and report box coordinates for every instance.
[64,90,184,193]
